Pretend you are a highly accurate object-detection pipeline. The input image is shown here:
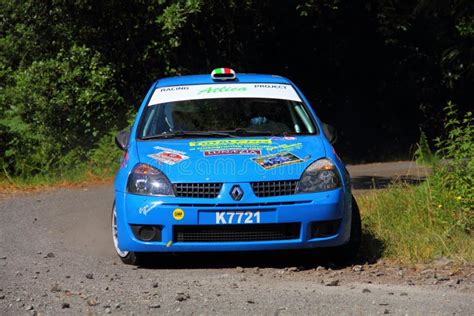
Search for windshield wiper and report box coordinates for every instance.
[141,131,237,140]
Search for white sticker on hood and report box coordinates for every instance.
[148,152,189,165]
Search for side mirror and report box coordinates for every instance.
[321,123,337,144]
[115,130,130,151]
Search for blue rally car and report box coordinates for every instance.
[112,68,361,265]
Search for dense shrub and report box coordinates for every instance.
[88,131,125,178]
[361,103,473,262]
[0,45,124,177]
[432,103,474,232]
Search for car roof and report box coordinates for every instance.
[155,73,292,87]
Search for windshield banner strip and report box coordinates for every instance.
[148,84,302,105]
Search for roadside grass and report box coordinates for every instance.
[358,103,473,264]
[0,162,117,194]
[0,169,115,194]
[358,180,473,264]
[0,134,121,194]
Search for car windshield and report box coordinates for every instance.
[138,98,317,139]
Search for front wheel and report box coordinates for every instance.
[329,195,362,264]
[111,202,144,265]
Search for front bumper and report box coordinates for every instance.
[115,184,352,252]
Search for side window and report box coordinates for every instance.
[288,103,302,133]
[142,106,159,137]
[292,103,315,133]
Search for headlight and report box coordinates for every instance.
[296,158,341,193]
[127,164,175,196]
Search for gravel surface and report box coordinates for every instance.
[0,161,472,315]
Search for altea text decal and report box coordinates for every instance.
[148,84,302,105]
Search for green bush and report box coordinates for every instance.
[412,102,472,233]
[414,129,436,165]
[432,102,474,223]
[360,103,473,263]
[88,131,124,178]
[360,183,473,263]
[1,45,124,177]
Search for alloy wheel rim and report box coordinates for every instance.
[112,206,129,258]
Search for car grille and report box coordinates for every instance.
[173,183,223,198]
[251,180,299,197]
[173,223,300,242]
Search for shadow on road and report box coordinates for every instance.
[137,231,385,270]
[138,251,337,270]
[358,229,385,264]
[351,175,426,190]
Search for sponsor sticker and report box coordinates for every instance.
[173,208,185,220]
[252,152,303,170]
[189,139,271,147]
[148,83,302,106]
[266,142,303,153]
[189,139,272,153]
[153,146,186,155]
[204,149,262,156]
[148,151,189,165]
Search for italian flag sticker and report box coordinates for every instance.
[211,68,236,79]
[214,68,232,75]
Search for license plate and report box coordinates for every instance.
[215,211,260,224]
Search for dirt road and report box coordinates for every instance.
[1,161,472,315]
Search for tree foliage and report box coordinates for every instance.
[0,0,472,177]
[1,45,123,175]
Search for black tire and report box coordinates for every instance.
[329,195,362,264]
[118,251,145,266]
[111,202,145,265]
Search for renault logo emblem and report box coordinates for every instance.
[230,185,244,201]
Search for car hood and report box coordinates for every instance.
[136,136,326,183]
